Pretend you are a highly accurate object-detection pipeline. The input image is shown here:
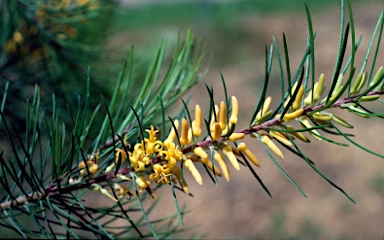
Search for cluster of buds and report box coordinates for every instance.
[86,95,267,200]
[69,152,99,184]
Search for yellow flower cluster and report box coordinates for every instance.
[100,95,266,200]
[80,68,384,201]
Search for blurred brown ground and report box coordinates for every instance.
[113,2,384,239]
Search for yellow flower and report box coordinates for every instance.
[78,152,99,175]
[135,176,157,199]
[113,183,132,199]
[162,142,183,163]
[149,163,172,184]
[130,153,151,171]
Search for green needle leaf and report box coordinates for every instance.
[256,133,307,198]
[170,175,184,227]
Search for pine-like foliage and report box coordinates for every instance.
[0,0,117,131]
[1,0,384,239]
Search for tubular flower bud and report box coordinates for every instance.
[314,73,325,101]
[231,147,241,156]
[237,142,260,167]
[331,114,354,129]
[283,108,304,122]
[188,127,193,144]
[359,94,380,102]
[269,131,292,146]
[350,72,363,94]
[211,122,222,141]
[171,165,189,194]
[301,119,322,140]
[179,118,190,145]
[193,147,208,159]
[284,82,299,107]
[329,85,344,102]
[222,144,240,171]
[304,86,314,106]
[262,96,272,116]
[193,105,202,137]
[293,85,305,110]
[228,132,245,142]
[229,96,239,124]
[90,184,117,202]
[356,72,367,93]
[254,110,273,125]
[286,125,310,143]
[369,66,383,87]
[256,96,272,119]
[164,119,179,145]
[116,174,131,181]
[184,159,203,185]
[312,112,333,121]
[199,157,222,176]
[261,136,284,159]
[214,152,230,181]
[332,74,344,96]
[219,101,227,130]
[186,155,199,162]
